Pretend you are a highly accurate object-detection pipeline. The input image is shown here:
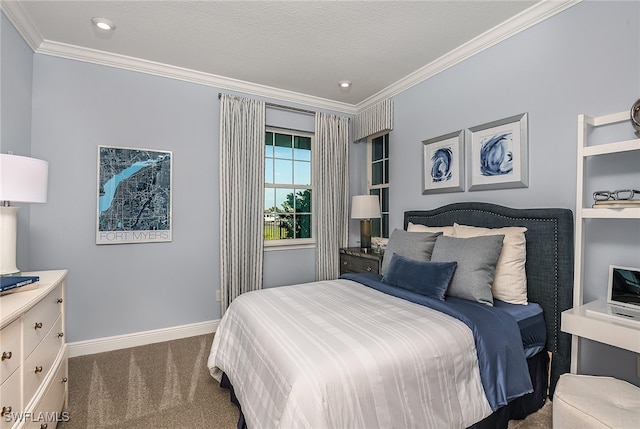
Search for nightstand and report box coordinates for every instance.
[339,247,383,275]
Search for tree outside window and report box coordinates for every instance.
[264,130,313,243]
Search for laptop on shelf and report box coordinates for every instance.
[585,265,640,325]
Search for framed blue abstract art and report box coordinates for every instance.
[467,113,528,191]
[422,130,465,194]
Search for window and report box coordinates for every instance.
[264,128,313,245]
[368,133,389,238]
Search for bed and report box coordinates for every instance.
[208,202,574,429]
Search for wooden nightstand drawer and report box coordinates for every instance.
[340,254,379,274]
[339,248,383,275]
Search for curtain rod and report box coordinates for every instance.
[218,92,315,115]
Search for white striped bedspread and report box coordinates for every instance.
[208,279,493,429]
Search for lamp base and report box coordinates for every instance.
[359,219,372,250]
[0,206,20,276]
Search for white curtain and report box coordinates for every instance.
[354,98,394,142]
[314,112,350,280]
[219,94,265,315]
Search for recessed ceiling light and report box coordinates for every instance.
[91,17,116,31]
[338,80,352,88]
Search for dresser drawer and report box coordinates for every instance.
[340,254,380,274]
[23,285,63,358]
[25,355,68,429]
[23,315,63,406]
[0,367,21,429]
[0,318,21,385]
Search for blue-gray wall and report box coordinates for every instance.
[2,1,639,382]
[1,12,36,273]
[30,56,221,338]
[389,1,639,217]
[26,54,351,341]
[384,0,640,383]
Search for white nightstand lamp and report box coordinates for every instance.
[351,195,381,251]
[0,154,49,275]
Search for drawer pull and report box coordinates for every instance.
[62,377,68,383]
[34,322,43,329]
[1,406,11,417]
[1,351,11,361]
[366,267,372,272]
[40,424,48,429]
[57,298,63,304]
[35,366,43,373]
[58,332,64,338]
[343,260,348,265]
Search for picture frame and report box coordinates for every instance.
[96,145,173,244]
[467,113,528,191]
[422,130,465,194]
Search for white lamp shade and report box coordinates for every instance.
[0,154,49,203]
[351,195,381,219]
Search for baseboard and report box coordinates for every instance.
[67,319,220,357]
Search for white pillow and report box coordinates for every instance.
[453,223,528,304]
[407,222,454,236]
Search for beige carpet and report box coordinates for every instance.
[58,333,551,428]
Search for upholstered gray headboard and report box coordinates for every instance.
[404,202,573,398]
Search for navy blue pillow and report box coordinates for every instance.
[381,253,457,301]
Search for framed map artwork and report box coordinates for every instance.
[96,146,172,244]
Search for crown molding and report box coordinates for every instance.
[36,39,357,114]
[1,0,44,51]
[355,0,581,112]
[1,0,356,114]
[4,0,580,115]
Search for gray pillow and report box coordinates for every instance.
[381,229,442,275]
[430,234,504,306]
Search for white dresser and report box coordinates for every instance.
[1,270,68,429]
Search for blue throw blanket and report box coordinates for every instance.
[341,273,533,411]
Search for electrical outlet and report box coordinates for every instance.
[216,290,221,302]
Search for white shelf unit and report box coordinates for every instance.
[561,111,640,374]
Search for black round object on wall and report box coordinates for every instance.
[631,98,640,137]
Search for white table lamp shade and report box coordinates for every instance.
[0,154,49,203]
[0,154,49,275]
[351,195,381,250]
[351,195,381,219]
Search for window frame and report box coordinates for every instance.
[367,131,390,239]
[264,126,315,250]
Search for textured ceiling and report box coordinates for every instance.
[4,1,576,110]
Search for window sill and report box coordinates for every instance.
[264,240,315,252]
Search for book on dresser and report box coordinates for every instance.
[0,275,40,295]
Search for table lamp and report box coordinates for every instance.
[0,154,49,276]
[351,195,381,251]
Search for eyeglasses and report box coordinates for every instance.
[593,189,640,201]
